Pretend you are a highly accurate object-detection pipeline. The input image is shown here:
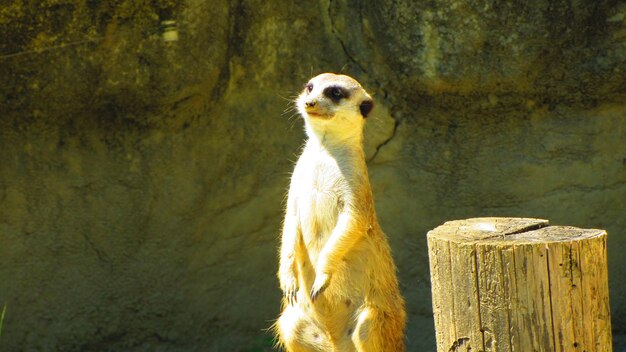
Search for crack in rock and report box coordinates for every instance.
[367,117,399,163]
[328,0,367,73]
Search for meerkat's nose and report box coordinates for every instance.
[305,100,317,108]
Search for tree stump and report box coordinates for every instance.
[427,217,612,352]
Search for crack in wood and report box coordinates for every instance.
[448,337,470,352]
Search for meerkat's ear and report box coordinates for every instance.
[359,99,373,118]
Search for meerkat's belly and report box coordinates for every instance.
[294,156,343,247]
[296,172,371,300]
[298,184,341,264]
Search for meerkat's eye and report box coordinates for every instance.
[305,83,313,93]
[323,86,348,102]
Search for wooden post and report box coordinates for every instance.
[427,217,612,352]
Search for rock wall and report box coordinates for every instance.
[0,0,624,351]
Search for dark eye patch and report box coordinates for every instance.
[323,86,349,102]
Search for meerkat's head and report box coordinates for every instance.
[297,73,373,144]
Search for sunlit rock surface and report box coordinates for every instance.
[0,1,624,350]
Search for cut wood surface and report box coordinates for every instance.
[427,217,612,352]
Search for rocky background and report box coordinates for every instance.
[0,0,625,351]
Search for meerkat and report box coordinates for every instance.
[274,73,406,352]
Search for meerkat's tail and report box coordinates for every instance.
[352,306,406,352]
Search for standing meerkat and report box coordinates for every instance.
[275,73,406,351]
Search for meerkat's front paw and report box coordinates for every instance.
[280,271,299,305]
[310,272,331,302]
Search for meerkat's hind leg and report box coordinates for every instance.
[352,307,405,352]
[276,305,332,352]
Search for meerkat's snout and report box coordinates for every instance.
[302,81,323,116]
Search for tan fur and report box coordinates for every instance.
[274,73,406,351]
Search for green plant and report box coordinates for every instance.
[0,303,6,340]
